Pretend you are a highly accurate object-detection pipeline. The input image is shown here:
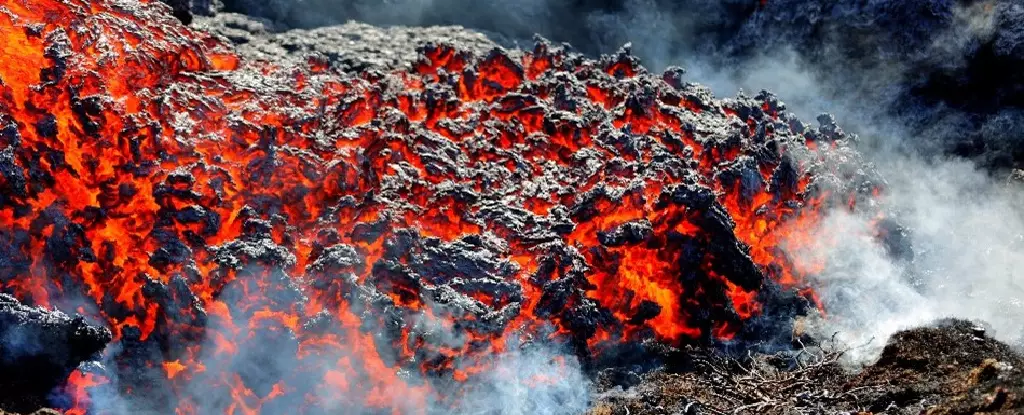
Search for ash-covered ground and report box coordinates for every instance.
[192,13,507,73]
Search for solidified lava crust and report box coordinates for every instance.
[0,293,110,413]
[0,1,884,413]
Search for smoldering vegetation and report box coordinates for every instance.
[588,319,1024,414]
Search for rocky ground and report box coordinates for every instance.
[0,295,110,413]
[179,11,1024,413]
[169,0,1024,172]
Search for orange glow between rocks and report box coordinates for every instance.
[0,1,879,413]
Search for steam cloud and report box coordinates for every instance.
[83,296,589,414]
[457,343,590,415]
[792,157,1024,363]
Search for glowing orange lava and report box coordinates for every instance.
[0,0,875,413]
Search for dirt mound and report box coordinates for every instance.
[590,319,1024,414]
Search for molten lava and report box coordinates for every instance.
[0,0,879,413]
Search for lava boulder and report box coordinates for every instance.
[0,294,111,411]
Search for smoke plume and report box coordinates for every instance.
[791,157,1024,363]
[455,342,590,415]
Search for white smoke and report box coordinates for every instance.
[84,301,590,414]
[789,155,1024,364]
[455,342,590,415]
[416,310,591,415]
[692,39,1024,365]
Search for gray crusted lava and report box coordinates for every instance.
[0,1,894,414]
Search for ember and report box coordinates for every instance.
[0,0,882,413]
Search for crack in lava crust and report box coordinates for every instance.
[0,0,884,413]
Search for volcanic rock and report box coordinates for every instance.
[159,0,219,23]
[159,0,194,24]
[0,294,111,413]
[193,13,506,73]
[0,411,59,415]
[200,0,1024,170]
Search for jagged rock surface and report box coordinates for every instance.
[0,294,111,413]
[192,13,510,73]
[188,0,1024,170]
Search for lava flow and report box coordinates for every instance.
[0,0,883,414]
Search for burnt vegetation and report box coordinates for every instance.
[589,319,1024,414]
